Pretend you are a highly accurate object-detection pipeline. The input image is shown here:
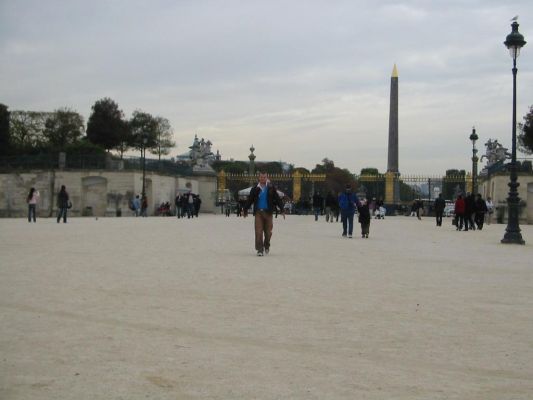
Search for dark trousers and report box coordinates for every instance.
[455,214,464,230]
[28,204,36,222]
[435,211,443,226]
[464,213,475,231]
[187,204,195,218]
[314,207,321,221]
[360,222,370,236]
[341,210,355,235]
[475,212,485,230]
[57,207,67,223]
[254,211,273,251]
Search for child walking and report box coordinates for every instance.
[358,199,371,238]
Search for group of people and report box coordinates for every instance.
[245,174,374,257]
[130,195,148,217]
[452,193,493,231]
[432,192,494,230]
[26,185,71,223]
[311,191,340,223]
[174,192,202,219]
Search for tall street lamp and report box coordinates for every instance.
[502,21,526,245]
[469,126,479,195]
[141,134,148,201]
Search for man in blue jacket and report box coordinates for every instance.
[338,184,360,238]
[244,172,285,256]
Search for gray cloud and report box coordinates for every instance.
[1,0,532,174]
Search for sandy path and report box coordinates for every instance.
[1,215,532,399]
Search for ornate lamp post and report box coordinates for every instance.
[502,21,526,245]
[469,127,479,195]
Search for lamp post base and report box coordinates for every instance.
[501,232,525,245]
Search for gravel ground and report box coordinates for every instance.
[1,215,532,399]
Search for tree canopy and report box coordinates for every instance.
[43,108,85,150]
[129,110,158,152]
[9,111,50,152]
[86,98,127,152]
[518,105,533,155]
[150,116,175,160]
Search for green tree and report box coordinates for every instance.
[311,159,355,195]
[0,104,10,155]
[43,108,85,150]
[360,167,379,175]
[129,110,158,154]
[113,120,132,159]
[518,105,533,154]
[257,161,283,174]
[86,98,126,152]
[356,167,383,199]
[149,116,175,160]
[9,111,50,152]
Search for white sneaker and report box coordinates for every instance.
[257,251,264,257]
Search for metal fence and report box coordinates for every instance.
[0,153,193,176]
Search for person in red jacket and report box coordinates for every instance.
[454,194,466,231]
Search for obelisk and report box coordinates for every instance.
[385,64,399,204]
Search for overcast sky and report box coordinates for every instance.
[1,0,532,174]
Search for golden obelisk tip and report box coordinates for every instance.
[392,64,398,78]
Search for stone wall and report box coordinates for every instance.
[0,170,217,217]
[479,172,533,224]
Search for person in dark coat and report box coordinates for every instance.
[464,192,476,231]
[312,192,323,221]
[194,195,201,217]
[56,185,69,223]
[474,193,488,230]
[324,191,336,223]
[454,194,466,231]
[434,193,446,227]
[358,199,371,238]
[175,194,182,218]
[140,196,148,217]
[244,172,285,256]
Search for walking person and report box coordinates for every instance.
[186,191,195,218]
[434,193,446,227]
[358,199,371,238]
[410,199,417,217]
[194,195,201,217]
[174,193,182,218]
[454,194,465,231]
[324,190,336,223]
[132,195,141,217]
[415,198,423,220]
[338,184,360,238]
[27,187,40,223]
[140,196,148,217]
[464,192,476,231]
[243,171,285,256]
[56,185,69,223]
[474,193,488,230]
[312,191,323,221]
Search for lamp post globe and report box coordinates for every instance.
[469,127,479,195]
[502,21,526,245]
